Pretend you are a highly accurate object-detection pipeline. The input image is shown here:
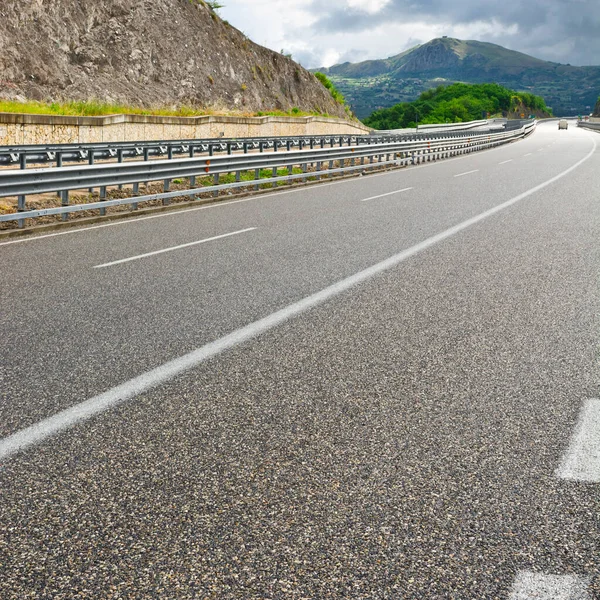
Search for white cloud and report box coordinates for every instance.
[345,0,392,14]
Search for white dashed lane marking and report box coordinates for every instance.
[360,188,413,202]
[93,227,256,268]
[454,169,479,178]
[556,399,600,482]
[510,571,590,599]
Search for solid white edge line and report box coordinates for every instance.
[555,398,600,482]
[360,188,413,202]
[454,169,479,177]
[510,570,591,600]
[93,227,256,268]
[0,135,595,460]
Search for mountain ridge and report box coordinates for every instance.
[315,38,600,118]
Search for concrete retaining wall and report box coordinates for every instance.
[0,113,370,145]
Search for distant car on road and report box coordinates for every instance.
[558,119,568,130]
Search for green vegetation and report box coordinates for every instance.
[364,83,551,129]
[198,167,309,188]
[0,99,215,117]
[314,72,346,105]
[0,99,338,120]
[255,107,333,118]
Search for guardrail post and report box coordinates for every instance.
[143,148,150,189]
[61,190,69,221]
[132,183,139,211]
[88,151,95,193]
[272,143,278,188]
[118,149,124,190]
[254,168,260,191]
[213,173,219,198]
[163,146,174,204]
[189,146,196,187]
[163,178,170,205]
[99,187,107,215]
[56,152,63,198]
[17,152,27,228]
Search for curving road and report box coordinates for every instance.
[1,121,599,598]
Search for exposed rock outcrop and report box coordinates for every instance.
[0,0,347,117]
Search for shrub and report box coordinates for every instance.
[364,82,550,129]
[314,72,346,105]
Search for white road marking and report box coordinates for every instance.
[510,571,590,599]
[0,136,595,460]
[93,228,256,268]
[360,188,413,202]
[454,169,479,178]
[0,198,261,246]
[525,153,533,156]
[499,159,514,165]
[555,399,600,482]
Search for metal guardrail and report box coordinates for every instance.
[577,121,600,131]
[0,122,535,227]
[0,122,519,168]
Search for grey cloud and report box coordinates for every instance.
[308,0,600,66]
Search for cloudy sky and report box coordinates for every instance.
[219,0,600,68]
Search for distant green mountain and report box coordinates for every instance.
[314,38,600,119]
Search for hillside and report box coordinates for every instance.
[0,0,347,118]
[364,83,550,130]
[315,37,600,118]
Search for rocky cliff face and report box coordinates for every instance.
[0,0,347,117]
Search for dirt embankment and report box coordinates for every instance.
[0,0,347,118]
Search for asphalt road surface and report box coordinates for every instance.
[1,121,599,599]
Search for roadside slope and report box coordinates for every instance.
[0,0,347,118]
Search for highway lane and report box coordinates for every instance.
[1,121,599,597]
[0,123,593,435]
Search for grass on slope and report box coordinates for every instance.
[0,99,339,119]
